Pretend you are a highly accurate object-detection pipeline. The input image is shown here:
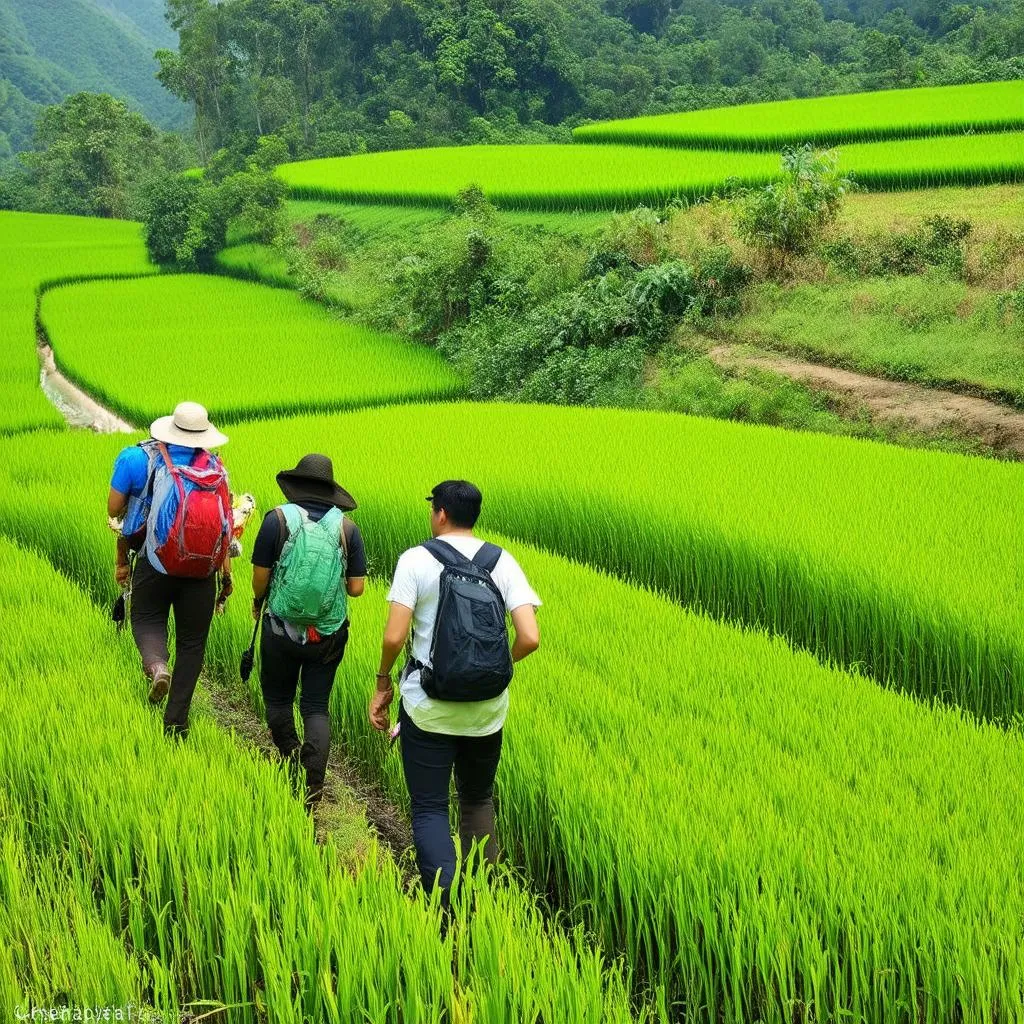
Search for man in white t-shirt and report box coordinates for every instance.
[369,480,541,901]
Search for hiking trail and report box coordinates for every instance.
[708,344,1024,457]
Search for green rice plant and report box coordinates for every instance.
[0,537,639,1023]
[0,395,1017,721]
[275,133,1024,211]
[573,81,1024,150]
[214,241,296,289]
[4,490,1022,1022]
[275,144,778,210]
[39,274,465,426]
[0,211,156,435]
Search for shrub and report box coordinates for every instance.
[142,174,226,270]
[733,145,852,260]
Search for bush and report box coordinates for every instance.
[734,145,852,260]
[823,214,972,278]
[143,174,226,270]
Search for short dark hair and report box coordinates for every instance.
[428,480,482,528]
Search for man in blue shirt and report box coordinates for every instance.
[107,401,232,737]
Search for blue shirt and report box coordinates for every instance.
[111,443,201,563]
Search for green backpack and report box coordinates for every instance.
[268,504,348,633]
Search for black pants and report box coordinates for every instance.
[130,556,216,737]
[398,702,503,897]
[260,618,348,803]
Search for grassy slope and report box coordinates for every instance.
[698,184,1024,402]
[734,274,1024,403]
[41,274,465,424]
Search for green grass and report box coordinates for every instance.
[0,399,1018,720]
[2,452,1022,1023]
[0,537,638,1022]
[284,199,613,236]
[39,274,465,425]
[734,274,1024,404]
[0,211,156,434]
[214,241,294,289]
[276,132,1024,211]
[573,81,1024,149]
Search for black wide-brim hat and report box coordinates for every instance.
[276,453,357,511]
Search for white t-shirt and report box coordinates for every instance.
[387,535,542,737]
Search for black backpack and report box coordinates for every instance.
[411,539,514,702]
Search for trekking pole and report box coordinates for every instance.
[240,599,264,683]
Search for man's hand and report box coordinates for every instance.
[115,563,131,586]
[369,680,394,732]
[215,573,233,615]
[252,598,262,622]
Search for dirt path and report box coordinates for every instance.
[204,677,413,871]
[708,344,1024,457]
[38,343,136,434]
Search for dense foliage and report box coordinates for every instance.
[157,0,1024,164]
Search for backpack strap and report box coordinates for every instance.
[422,538,501,574]
[422,538,473,569]
[319,506,348,560]
[471,542,502,573]
[273,504,305,564]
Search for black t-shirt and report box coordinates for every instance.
[251,500,367,577]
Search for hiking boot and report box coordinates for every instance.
[459,799,499,865]
[148,664,171,704]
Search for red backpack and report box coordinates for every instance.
[144,442,232,578]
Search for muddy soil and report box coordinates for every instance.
[709,344,1024,457]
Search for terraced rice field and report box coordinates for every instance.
[4,77,1024,1021]
[40,275,464,424]
[0,540,636,1022]
[0,212,155,434]
[573,80,1024,149]
[277,131,1024,210]
[1,421,1022,1022]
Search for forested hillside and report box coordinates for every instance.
[1,0,1021,165]
[0,0,184,159]
[158,0,1023,161]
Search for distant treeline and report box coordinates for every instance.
[157,0,1024,163]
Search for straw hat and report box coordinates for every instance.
[150,402,228,449]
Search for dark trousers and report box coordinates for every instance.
[398,702,503,897]
[130,556,216,737]
[260,619,348,803]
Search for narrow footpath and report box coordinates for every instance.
[708,344,1024,458]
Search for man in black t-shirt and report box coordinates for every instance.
[251,454,367,807]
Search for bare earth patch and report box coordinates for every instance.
[709,344,1024,458]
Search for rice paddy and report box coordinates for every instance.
[276,131,1024,211]
[0,211,156,434]
[573,80,1024,149]
[0,536,639,1023]
[4,77,1023,1020]
[1,433,1021,1022]
[40,274,465,424]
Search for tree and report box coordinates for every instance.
[20,93,178,219]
